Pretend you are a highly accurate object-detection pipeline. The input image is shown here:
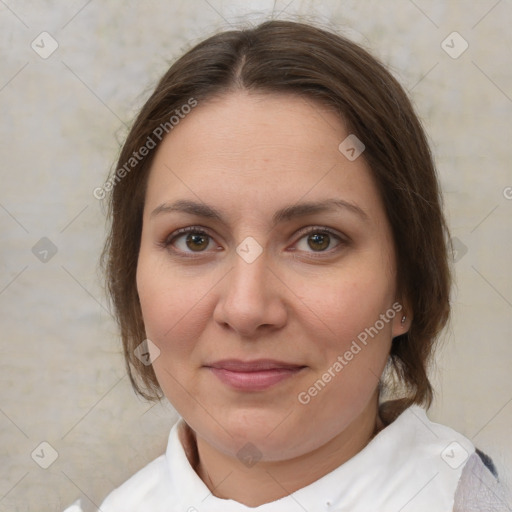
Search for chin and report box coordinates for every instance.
[197,405,298,452]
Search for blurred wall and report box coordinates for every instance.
[0,1,511,510]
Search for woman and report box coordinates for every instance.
[65,20,510,511]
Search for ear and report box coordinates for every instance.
[391,297,412,338]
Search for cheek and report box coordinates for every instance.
[292,267,395,422]
[294,260,395,345]
[136,250,205,355]
[136,252,210,409]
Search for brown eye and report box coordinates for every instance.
[185,232,210,252]
[295,228,343,254]
[165,227,215,255]
[307,232,331,251]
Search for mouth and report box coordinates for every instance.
[204,359,307,391]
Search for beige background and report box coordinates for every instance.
[0,1,511,510]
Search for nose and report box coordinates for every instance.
[213,248,288,339]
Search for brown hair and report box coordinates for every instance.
[101,19,452,421]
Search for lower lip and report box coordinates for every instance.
[208,367,304,391]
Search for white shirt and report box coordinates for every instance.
[63,405,511,511]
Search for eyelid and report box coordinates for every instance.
[293,225,347,242]
[164,225,211,243]
[290,225,347,258]
[161,225,219,258]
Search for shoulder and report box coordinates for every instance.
[61,500,84,512]
[62,419,192,512]
[61,455,168,512]
[453,451,512,511]
[99,454,169,511]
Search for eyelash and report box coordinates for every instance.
[160,225,347,259]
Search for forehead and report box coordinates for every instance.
[144,91,383,224]
[153,92,343,166]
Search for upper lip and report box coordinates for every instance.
[205,359,305,372]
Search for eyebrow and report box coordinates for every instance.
[150,198,369,225]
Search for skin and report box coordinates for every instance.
[136,91,411,506]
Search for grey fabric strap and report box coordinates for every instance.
[453,452,512,511]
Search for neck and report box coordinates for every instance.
[190,395,384,507]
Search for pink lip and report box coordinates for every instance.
[205,359,306,391]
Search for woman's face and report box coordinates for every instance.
[136,91,405,461]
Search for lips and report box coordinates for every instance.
[207,359,304,371]
[205,359,306,391]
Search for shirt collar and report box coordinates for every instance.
[166,406,475,512]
